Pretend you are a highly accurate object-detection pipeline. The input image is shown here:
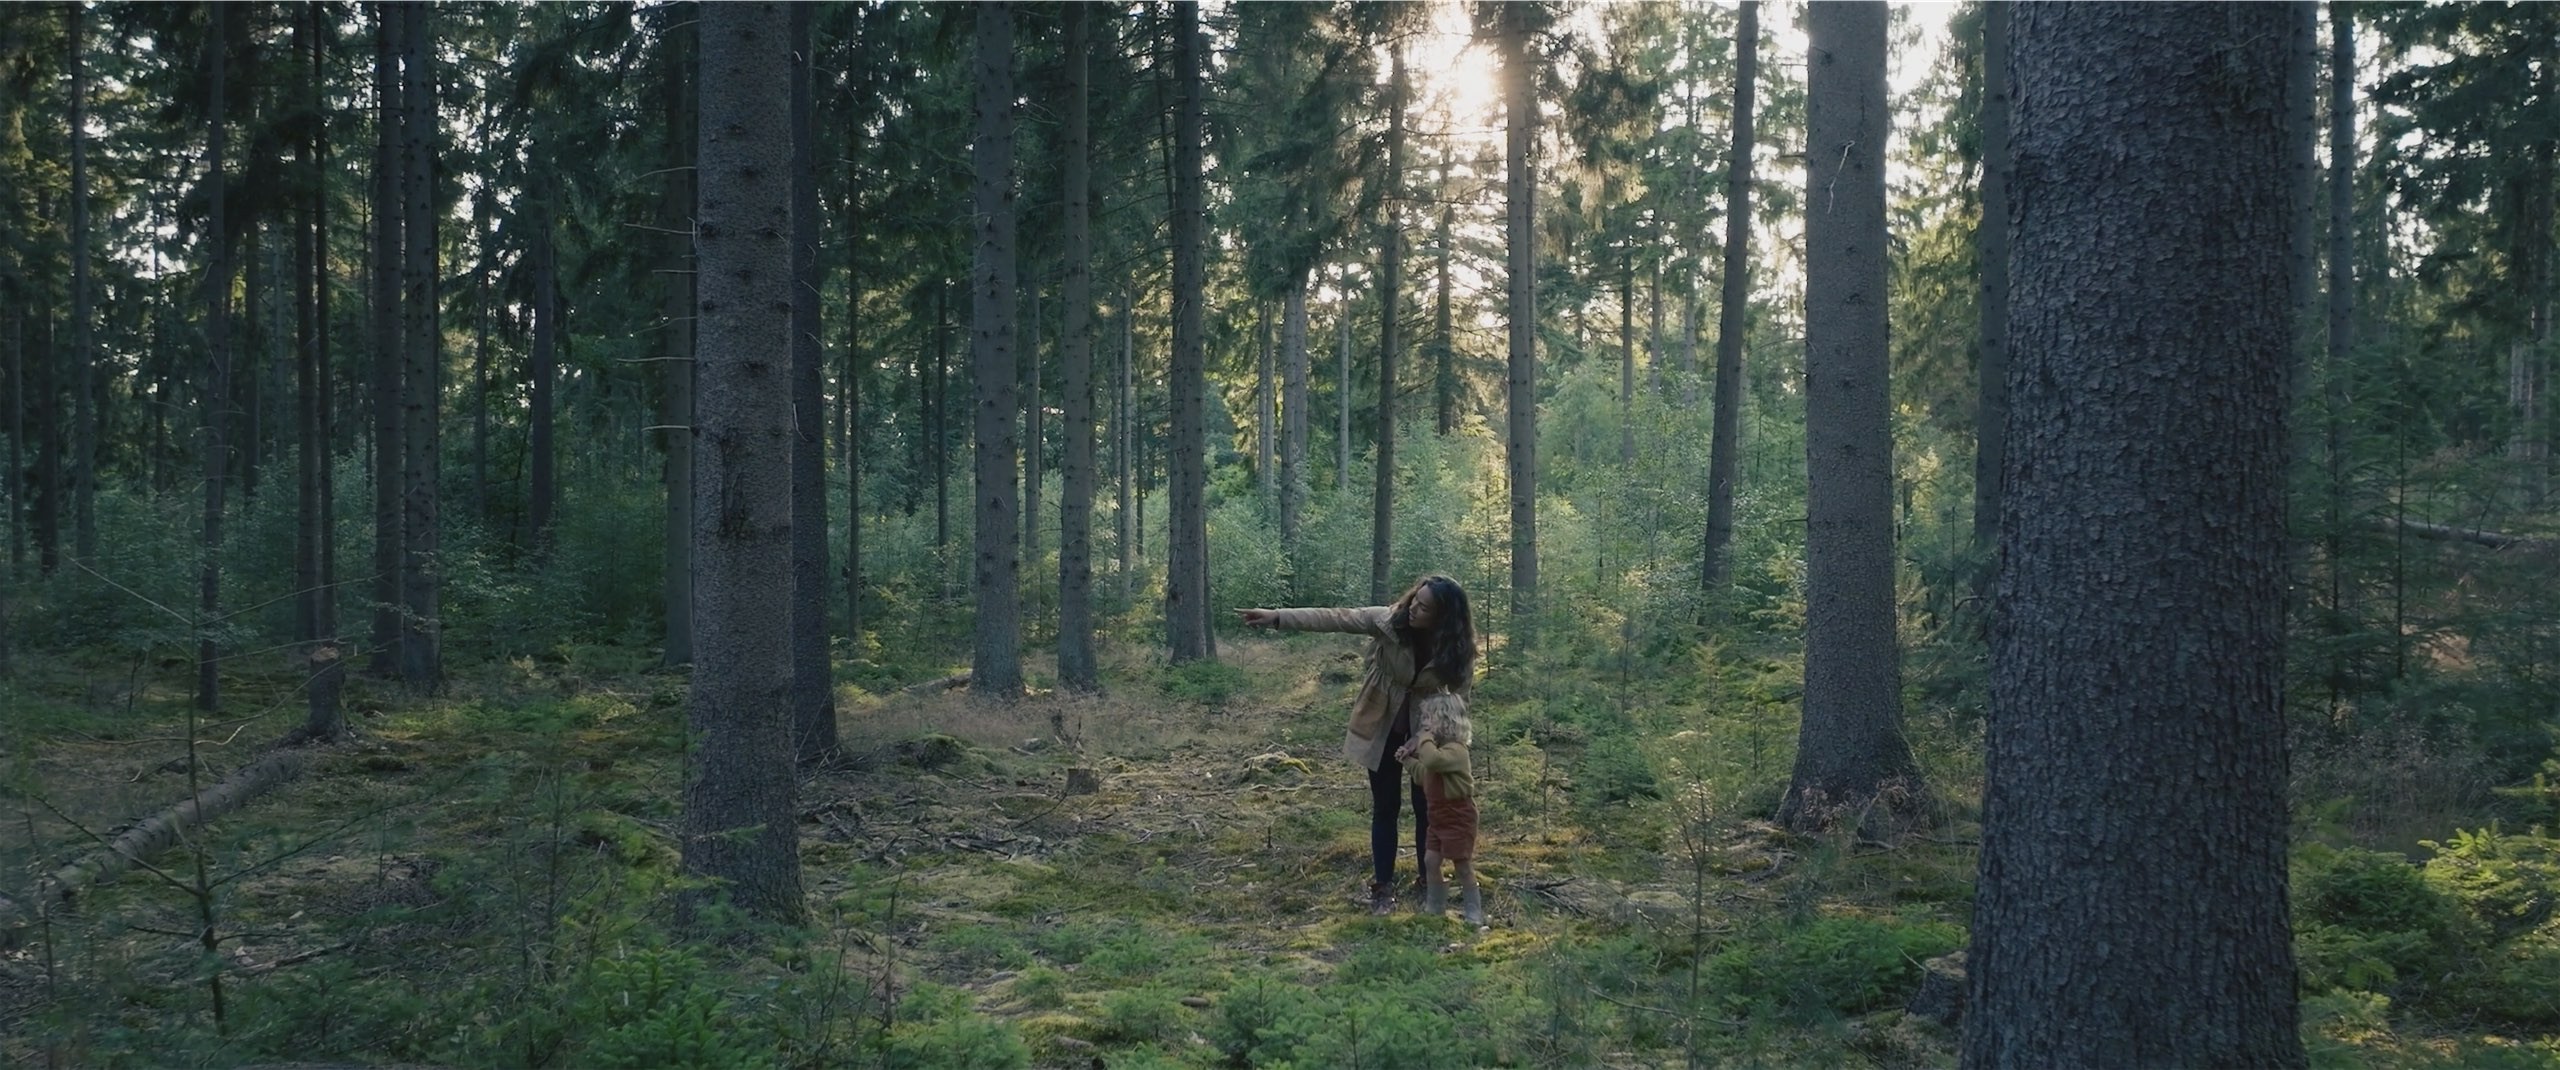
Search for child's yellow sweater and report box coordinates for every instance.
[1406,739,1475,801]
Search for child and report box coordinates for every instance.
[1397,692,1483,926]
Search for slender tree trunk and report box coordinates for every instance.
[1117,292,1134,595]
[1370,44,1407,607]
[1501,6,1540,634]
[1257,301,1275,500]
[935,283,950,555]
[471,189,490,524]
[1024,284,1044,558]
[683,0,806,928]
[198,6,233,712]
[1435,174,1456,436]
[369,1,403,676]
[68,1,96,563]
[1166,1,1212,663]
[971,1,1025,697]
[1281,271,1310,565]
[790,2,839,755]
[297,3,343,742]
[243,226,265,500]
[843,149,864,654]
[31,306,57,576]
[1704,0,1759,588]
[1972,0,2011,552]
[1058,3,1098,694]
[1963,7,2303,1066]
[1059,6,1100,696]
[2326,3,2356,713]
[529,208,557,550]
[659,5,697,667]
[1783,0,1921,829]
[1337,289,1351,495]
[399,0,440,690]
[1619,252,1636,467]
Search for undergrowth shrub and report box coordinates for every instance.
[1705,913,1964,1020]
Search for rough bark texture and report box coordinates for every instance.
[1784,0,1920,830]
[1971,0,2011,552]
[790,2,839,754]
[1501,7,1539,633]
[659,5,697,667]
[970,2,1024,698]
[1371,45,1405,607]
[1166,1,1212,663]
[1703,0,1758,587]
[198,5,232,713]
[1058,3,1099,694]
[368,3,402,677]
[1962,6,2303,1067]
[684,0,806,926]
[398,0,440,691]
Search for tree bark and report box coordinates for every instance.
[1704,0,1758,587]
[790,2,839,756]
[971,1,1025,697]
[294,2,342,744]
[1371,44,1406,607]
[1434,168,1456,436]
[1025,285,1044,559]
[2326,2,2357,712]
[1963,6,2303,1066]
[198,4,234,712]
[1166,1,1212,663]
[1280,271,1311,566]
[1971,0,2011,553]
[1058,3,1099,694]
[368,2,404,677]
[398,0,440,690]
[68,0,96,563]
[1257,302,1274,500]
[529,207,557,549]
[684,0,806,927]
[1501,6,1540,634]
[659,3,697,667]
[1337,286,1351,495]
[1783,0,1921,829]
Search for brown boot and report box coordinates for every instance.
[1366,880,1396,916]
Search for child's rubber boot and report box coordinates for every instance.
[1422,884,1448,916]
[1461,885,1485,927]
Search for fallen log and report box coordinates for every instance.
[903,671,971,695]
[2373,516,2556,551]
[2,748,308,945]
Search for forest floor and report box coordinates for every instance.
[0,634,2537,1068]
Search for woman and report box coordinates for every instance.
[1239,575,1478,914]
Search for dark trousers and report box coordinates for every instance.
[1370,706,1428,887]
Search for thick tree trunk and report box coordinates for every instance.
[398,0,440,690]
[198,6,233,713]
[1058,3,1098,694]
[1704,0,1758,587]
[659,4,697,666]
[1501,7,1539,633]
[68,1,96,563]
[790,3,839,757]
[1166,1,1212,663]
[684,0,806,927]
[369,3,403,677]
[1784,0,1921,829]
[1972,0,2011,552]
[1371,44,1406,607]
[294,4,336,743]
[1963,7,2303,1066]
[971,2,1025,697]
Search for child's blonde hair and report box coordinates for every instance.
[1416,692,1471,747]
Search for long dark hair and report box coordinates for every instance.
[1389,575,1477,690]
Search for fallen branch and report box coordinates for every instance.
[2373,516,2557,551]
[903,672,971,695]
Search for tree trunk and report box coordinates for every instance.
[1257,302,1275,500]
[296,5,342,743]
[843,173,864,650]
[1058,3,1099,694]
[1337,287,1351,495]
[198,5,233,713]
[684,0,806,927]
[1435,175,1456,437]
[1962,6,2303,1066]
[68,1,96,563]
[971,2,1025,698]
[1166,1,1212,663]
[1117,292,1135,596]
[529,209,557,549]
[1783,0,1920,829]
[1371,44,1406,607]
[2326,3,2357,713]
[369,2,403,677]
[1280,271,1310,567]
[399,0,440,690]
[1024,284,1044,559]
[1703,0,1758,587]
[934,283,950,553]
[1501,6,1539,634]
[1972,0,2011,553]
[1619,252,1635,467]
[658,3,697,667]
[790,2,838,756]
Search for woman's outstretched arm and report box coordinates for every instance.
[1237,606,1393,636]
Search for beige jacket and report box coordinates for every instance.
[1268,606,1460,771]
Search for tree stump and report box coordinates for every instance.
[1064,767,1101,796]
[1907,950,1966,1029]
